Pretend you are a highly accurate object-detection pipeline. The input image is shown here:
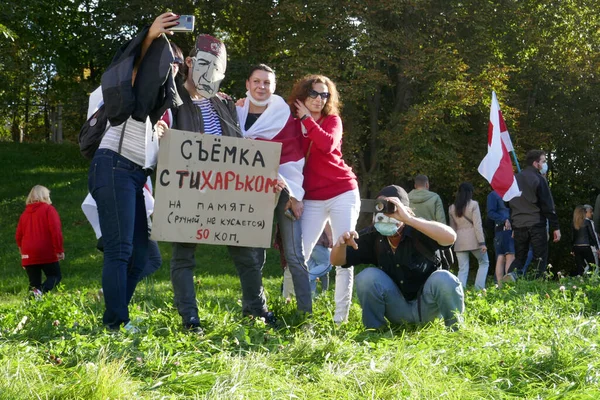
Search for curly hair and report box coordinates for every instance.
[287,74,341,117]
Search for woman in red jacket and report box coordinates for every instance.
[289,75,360,323]
[15,185,64,296]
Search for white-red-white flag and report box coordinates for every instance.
[477,92,521,201]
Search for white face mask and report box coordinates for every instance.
[539,162,548,174]
[191,51,226,98]
[246,90,271,107]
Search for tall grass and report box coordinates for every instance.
[1,143,600,399]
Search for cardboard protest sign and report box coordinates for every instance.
[151,129,282,247]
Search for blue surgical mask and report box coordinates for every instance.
[540,162,548,174]
[374,222,400,237]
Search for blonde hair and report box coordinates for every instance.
[26,185,52,205]
[573,205,586,230]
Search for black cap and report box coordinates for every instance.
[377,185,409,207]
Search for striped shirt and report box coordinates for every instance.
[194,98,222,135]
[98,117,158,168]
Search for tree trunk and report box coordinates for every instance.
[11,109,22,143]
[24,86,30,139]
[55,104,63,143]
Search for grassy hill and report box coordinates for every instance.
[0,142,599,399]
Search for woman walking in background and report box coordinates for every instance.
[16,185,64,298]
[289,74,360,323]
[449,182,489,290]
[571,205,600,275]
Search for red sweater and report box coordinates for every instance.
[299,114,357,200]
[15,202,64,267]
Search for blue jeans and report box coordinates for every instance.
[456,249,490,290]
[355,268,464,329]
[89,149,149,328]
[275,192,312,313]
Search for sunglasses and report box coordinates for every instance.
[308,89,330,100]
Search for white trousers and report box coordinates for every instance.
[301,188,361,323]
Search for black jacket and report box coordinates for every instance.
[509,166,559,231]
[101,27,181,126]
[344,226,443,301]
[172,81,242,138]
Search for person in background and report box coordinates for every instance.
[594,195,600,236]
[506,150,560,280]
[571,205,600,275]
[486,189,515,287]
[408,174,446,224]
[449,182,489,290]
[583,204,600,267]
[289,74,360,324]
[16,185,64,298]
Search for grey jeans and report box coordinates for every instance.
[170,243,268,321]
[275,192,312,313]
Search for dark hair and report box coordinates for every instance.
[414,174,429,187]
[247,64,275,81]
[525,150,545,166]
[287,74,341,117]
[169,41,184,80]
[453,182,474,218]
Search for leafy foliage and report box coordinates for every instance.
[2,1,600,268]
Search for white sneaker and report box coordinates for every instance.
[31,288,43,300]
[123,321,140,334]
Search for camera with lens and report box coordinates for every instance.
[374,198,396,214]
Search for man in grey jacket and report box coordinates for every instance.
[507,150,560,280]
[408,175,446,224]
[162,34,277,333]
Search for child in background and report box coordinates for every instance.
[16,185,64,297]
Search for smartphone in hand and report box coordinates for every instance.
[170,15,195,32]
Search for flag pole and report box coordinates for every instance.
[511,150,521,172]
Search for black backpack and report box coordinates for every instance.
[78,105,109,160]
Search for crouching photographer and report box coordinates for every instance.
[330,185,465,330]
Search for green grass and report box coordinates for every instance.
[1,142,600,399]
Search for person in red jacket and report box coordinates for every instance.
[15,185,64,296]
[289,75,360,323]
